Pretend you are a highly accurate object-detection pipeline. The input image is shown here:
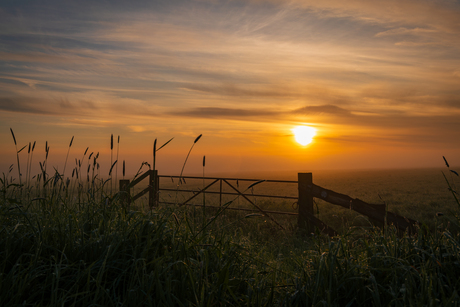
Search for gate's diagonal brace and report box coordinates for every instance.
[223,179,285,230]
[179,179,219,206]
[132,186,150,202]
[129,171,150,188]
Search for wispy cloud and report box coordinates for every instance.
[293,105,352,116]
[170,107,277,119]
[181,83,294,98]
[375,27,438,37]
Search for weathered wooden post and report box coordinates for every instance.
[149,170,159,209]
[298,173,314,233]
[219,179,223,206]
[119,179,131,210]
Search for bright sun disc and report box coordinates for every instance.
[292,126,316,146]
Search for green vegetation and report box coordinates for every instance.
[2,131,460,305]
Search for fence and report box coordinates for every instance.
[119,170,418,235]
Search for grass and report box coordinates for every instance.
[1,132,460,305]
[2,195,460,306]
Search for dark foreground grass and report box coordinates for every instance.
[2,183,460,306]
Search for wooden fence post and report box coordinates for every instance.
[298,173,314,233]
[149,170,159,209]
[119,179,131,210]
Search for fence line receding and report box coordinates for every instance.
[119,171,418,236]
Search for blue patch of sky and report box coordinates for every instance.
[1,0,391,54]
[0,77,22,85]
[237,8,385,45]
[0,33,131,54]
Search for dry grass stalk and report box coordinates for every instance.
[10,128,22,186]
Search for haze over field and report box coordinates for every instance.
[1,0,460,176]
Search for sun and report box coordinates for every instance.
[292,126,316,146]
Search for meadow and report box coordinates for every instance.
[1,132,460,306]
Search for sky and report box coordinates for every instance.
[1,0,460,178]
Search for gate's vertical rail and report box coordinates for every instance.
[219,179,222,206]
[298,173,314,233]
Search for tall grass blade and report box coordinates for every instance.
[17,145,27,153]
[10,128,16,145]
[28,141,36,188]
[62,136,74,179]
[443,156,450,168]
[109,160,118,176]
[202,155,206,219]
[442,171,459,207]
[175,135,202,203]
[156,137,174,151]
[26,142,31,188]
[153,138,157,171]
[116,135,119,189]
[111,134,113,194]
[248,180,265,190]
[179,134,203,180]
[10,128,22,186]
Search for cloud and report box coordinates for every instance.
[127,125,147,132]
[170,107,276,118]
[171,104,355,121]
[293,104,352,116]
[0,96,99,116]
[0,97,55,115]
[282,0,460,32]
[181,83,293,98]
[375,27,438,37]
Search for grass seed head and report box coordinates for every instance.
[18,145,27,153]
[109,160,117,175]
[194,134,202,143]
[10,128,17,145]
[443,156,449,168]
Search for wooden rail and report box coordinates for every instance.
[119,171,418,236]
